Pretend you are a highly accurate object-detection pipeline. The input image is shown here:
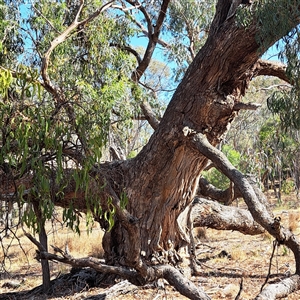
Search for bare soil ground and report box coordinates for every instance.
[0,191,300,300]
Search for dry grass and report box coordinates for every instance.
[0,212,104,296]
[0,193,300,299]
[289,211,300,232]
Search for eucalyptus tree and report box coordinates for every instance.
[2,1,300,299]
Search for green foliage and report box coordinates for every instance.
[120,191,128,210]
[0,0,139,234]
[63,202,80,234]
[236,0,300,52]
[267,32,300,130]
[281,179,295,195]
[166,0,215,81]
[0,1,24,65]
[236,1,300,130]
[203,145,242,190]
[104,197,116,232]
[256,115,300,194]
[235,5,253,28]
[255,0,300,50]
[0,68,13,95]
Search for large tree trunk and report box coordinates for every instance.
[101,3,261,263]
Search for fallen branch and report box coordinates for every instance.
[100,280,139,300]
[255,274,300,300]
[38,248,142,284]
[154,265,211,300]
[33,245,211,300]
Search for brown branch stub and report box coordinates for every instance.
[23,230,46,252]
[140,101,160,130]
[233,102,262,111]
[198,176,242,204]
[253,59,290,83]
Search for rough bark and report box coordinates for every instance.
[191,132,300,295]
[254,59,290,83]
[198,177,242,205]
[255,275,300,300]
[192,197,265,235]
[35,246,211,300]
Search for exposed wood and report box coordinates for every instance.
[192,197,265,235]
[255,275,300,300]
[233,102,262,111]
[140,101,160,130]
[99,280,138,300]
[253,59,290,83]
[192,132,300,274]
[154,265,211,300]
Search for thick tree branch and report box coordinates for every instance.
[154,265,211,300]
[192,197,265,235]
[140,101,160,130]
[198,177,241,204]
[34,244,211,300]
[191,132,300,274]
[255,274,300,300]
[253,59,290,83]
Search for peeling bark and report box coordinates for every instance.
[255,275,300,300]
[35,246,211,300]
[192,132,300,282]
[192,197,265,235]
[253,59,290,83]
